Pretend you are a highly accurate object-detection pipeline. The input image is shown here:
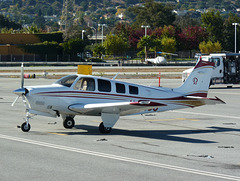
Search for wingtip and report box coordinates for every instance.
[215,96,226,104]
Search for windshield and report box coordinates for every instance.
[55,75,78,87]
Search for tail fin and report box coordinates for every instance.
[174,59,214,97]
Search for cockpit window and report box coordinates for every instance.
[74,77,95,91]
[55,75,78,87]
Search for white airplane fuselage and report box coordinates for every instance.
[25,76,184,117]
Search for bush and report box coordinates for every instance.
[87,58,105,62]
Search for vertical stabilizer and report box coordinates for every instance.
[174,59,214,97]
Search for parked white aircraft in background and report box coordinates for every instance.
[12,59,224,133]
[145,56,167,64]
[145,52,178,64]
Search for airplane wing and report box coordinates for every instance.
[68,100,167,116]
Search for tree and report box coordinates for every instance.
[137,35,154,58]
[127,0,176,29]
[93,44,105,58]
[199,40,222,54]
[201,10,224,44]
[177,26,207,51]
[114,23,132,42]
[223,13,240,52]
[128,28,146,50]
[23,25,41,34]
[0,14,21,29]
[103,33,128,56]
[62,38,85,55]
[161,36,176,53]
[33,15,46,30]
[150,37,162,57]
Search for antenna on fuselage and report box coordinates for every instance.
[112,72,119,80]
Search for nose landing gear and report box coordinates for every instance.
[20,112,32,132]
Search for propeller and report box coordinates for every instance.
[11,63,30,108]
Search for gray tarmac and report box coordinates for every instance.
[0,77,240,181]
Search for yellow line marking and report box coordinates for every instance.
[91,120,101,123]
[48,132,68,136]
[146,118,199,122]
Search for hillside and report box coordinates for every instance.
[0,0,239,31]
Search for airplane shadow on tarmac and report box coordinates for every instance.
[210,86,240,90]
[54,125,240,144]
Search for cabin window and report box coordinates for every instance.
[116,83,125,93]
[74,78,95,91]
[98,79,111,92]
[55,75,78,87]
[129,85,138,95]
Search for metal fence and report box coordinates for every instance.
[0,54,84,62]
[0,51,195,63]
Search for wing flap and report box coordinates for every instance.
[68,101,167,115]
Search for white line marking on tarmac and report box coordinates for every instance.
[173,110,240,120]
[0,134,240,181]
[210,91,240,95]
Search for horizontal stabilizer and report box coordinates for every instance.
[184,96,226,106]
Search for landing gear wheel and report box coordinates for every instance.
[99,122,112,134]
[21,122,31,132]
[63,117,75,129]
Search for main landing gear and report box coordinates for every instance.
[63,117,75,129]
[99,122,112,134]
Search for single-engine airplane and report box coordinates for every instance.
[12,59,225,133]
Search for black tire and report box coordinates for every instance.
[21,122,31,132]
[63,117,75,129]
[99,122,112,134]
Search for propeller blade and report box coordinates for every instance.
[11,96,20,107]
[21,63,24,88]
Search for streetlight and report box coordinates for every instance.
[232,23,239,53]
[81,30,86,60]
[141,25,150,60]
[98,24,106,45]
[141,25,150,37]
[82,30,86,40]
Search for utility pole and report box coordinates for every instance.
[232,23,239,53]
[60,0,76,40]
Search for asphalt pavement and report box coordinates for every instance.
[0,77,240,181]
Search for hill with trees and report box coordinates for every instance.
[0,0,240,61]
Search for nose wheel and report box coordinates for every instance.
[21,122,31,132]
[21,113,31,132]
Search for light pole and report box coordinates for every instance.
[82,30,86,60]
[98,24,106,45]
[232,23,239,53]
[141,25,150,36]
[141,25,150,60]
[82,30,86,40]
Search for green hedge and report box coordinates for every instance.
[35,32,63,43]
